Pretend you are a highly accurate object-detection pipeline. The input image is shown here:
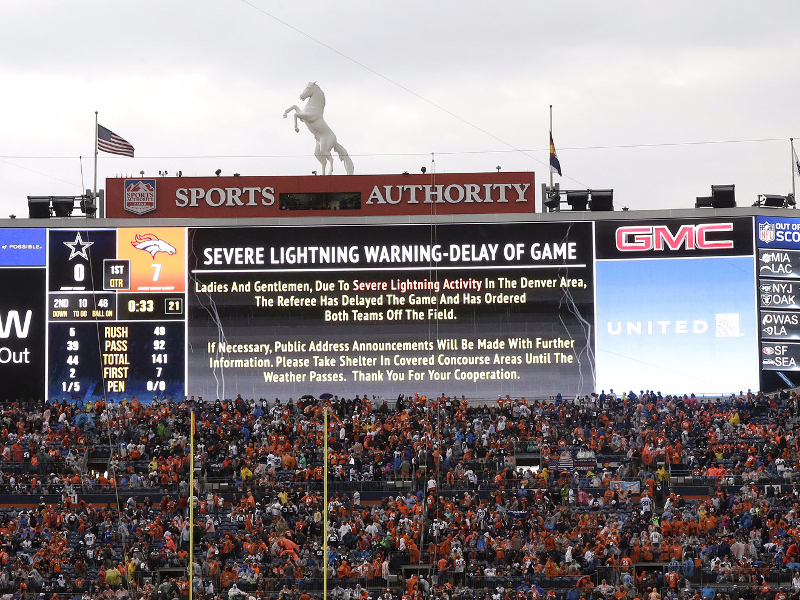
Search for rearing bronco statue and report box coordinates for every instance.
[283,82,354,175]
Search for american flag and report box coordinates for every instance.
[97,124,134,157]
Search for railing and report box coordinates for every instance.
[667,470,798,486]
[606,563,799,589]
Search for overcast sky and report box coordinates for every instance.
[2,0,799,217]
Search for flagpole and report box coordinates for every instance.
[549,105,554,189]
[189,410,194,600]
[792,138,796,208]
[93,111,98,202]
[323,407,328,600]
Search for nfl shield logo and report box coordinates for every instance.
[124,179,157,215]
[759,221,776,244]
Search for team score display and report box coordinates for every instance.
[759,281,800,309]
[761,342,800,370]
[760,311,800,340]
[48,230,117,292]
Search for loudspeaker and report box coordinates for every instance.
[590,190,614,211]
[52,197,74,217]
[695,196,713,208]
[80,199,98,215]
[762,195,788,208]
[542,183,560,212]
[567,192,589,211]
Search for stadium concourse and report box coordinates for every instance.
[0,391,800,600]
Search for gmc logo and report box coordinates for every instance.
[615,223,735,252]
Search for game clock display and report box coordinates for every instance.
[46,229,186,401]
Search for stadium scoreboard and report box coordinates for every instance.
[45,229,186,401]
[2,215,798,402]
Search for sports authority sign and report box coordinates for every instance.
[123,179,157,215]
[105,172,536,218]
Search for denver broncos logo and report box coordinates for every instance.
[131,233,177,257]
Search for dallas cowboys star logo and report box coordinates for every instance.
[63,232,94,260]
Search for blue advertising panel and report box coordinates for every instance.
[757,216,800,249]
[0,228,46,266]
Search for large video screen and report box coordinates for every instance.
[594,218,758,395]
[0,217,765,403]
[186,222,595,399]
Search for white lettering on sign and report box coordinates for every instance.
[615,223,734,252]
[175,187,275,207]
[365,183,531,205]
[0,310,32,338]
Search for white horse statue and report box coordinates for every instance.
[283,82,354,175]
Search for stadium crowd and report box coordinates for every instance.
[0,388,799,600]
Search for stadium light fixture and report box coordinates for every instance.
[27,197,51,218]
[711,184,736,208]
[566,191,589,211]
[590,190,614,212]
[757,194,796,209]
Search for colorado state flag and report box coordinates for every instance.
[549,133,562,176]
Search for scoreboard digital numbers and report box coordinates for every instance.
[46,229,186,402]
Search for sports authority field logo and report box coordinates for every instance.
[131,233,177,257]
[124,179,156,215]
[759,221,776,244]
